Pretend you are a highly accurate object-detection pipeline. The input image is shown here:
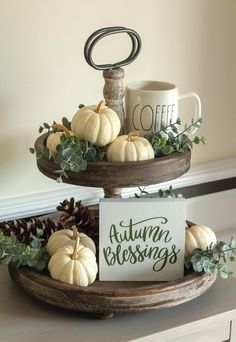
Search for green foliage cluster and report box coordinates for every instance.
[0,230,49,271]
[158,185,183,198]
[39,116,73,133]
[185,238,236,279]
[30,119,106,182]
[134,185,183,198]
[145,118,206,157]
[135,186,236,279]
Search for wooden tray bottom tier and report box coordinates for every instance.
[9,265,217,317]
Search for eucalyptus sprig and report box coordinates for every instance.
[30,130,106,182]
[145,117,205,157]
[185,237,236,279]
[38,117,71,134]
[53,134,104,182]
[134,185,183,198]
[158,185,183,198]
[0,230,49,271]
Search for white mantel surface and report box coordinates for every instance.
[0,189,235,342]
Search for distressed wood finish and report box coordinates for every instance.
[103,68,125,134]
[35,133,191,188]
[8,264,216,315]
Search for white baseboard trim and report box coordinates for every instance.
[0,157,235,221]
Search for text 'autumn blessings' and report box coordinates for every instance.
[103,217,180,272]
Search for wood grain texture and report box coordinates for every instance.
[8,264,216,315]
[35,133,191,188]
[103,68,125,134]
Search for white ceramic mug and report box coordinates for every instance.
[125,80,201,134]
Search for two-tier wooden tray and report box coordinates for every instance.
[6,133,217,318]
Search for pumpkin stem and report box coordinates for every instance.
[127,131,139,142]
[71,237,79,260]
[51,123,70,136]
[72,225,78,241]
[95,100,105,113]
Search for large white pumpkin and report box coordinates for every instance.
[71,100,121,146]
[46,227,96,256]
[106,132,155,162]
[185,224,217,256]
[48,240,98,287]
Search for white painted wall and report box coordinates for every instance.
[0,0,235,200]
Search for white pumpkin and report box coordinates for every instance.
[71,100,121,146]
[46,227,96,256]
[48,239,98,286]
[185,224,217,256]
[106,132,155,162]
[46,124,72,153]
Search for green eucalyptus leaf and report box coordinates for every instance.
[43,122,50,129]
[29,147,35,154]
[193,136,201,144]
[193,262,203,272]
[80,159,87,171]
[70,164,80,172]
[60,160,71,171]
[207,264,218,275]
[56,144,63,153]
[227,271,234,277]
[42,147,51,159]
[176,117,181,125]
[54,153,63,164]
[220,270,229,279]
[60,134,68,144]
[62,147,74,159]
[172,125,178,134]
[167,131,176,142]
[202,257,210,267]
[162,145,173,155]
[213,253,220,262]
[39,126,44,133]
[72,144,82,153]
[62,117,71,130]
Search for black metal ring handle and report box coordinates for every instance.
[84,26,142,70]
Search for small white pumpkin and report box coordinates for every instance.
[71,100,121,146]
[46,226,96,256]
[48,238,98,286]
[46,124,72,153]
[185,224,217,256]
[106,132,155,162]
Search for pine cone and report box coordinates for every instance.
[0,217,64,246]
[57,198,99,252]
[57,198,96,228]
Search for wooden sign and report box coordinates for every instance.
[99,198,186,281]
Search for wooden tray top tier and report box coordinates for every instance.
[9,265,216,316]
[35,133,191,188]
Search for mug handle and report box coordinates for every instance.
[178,92,202,133]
